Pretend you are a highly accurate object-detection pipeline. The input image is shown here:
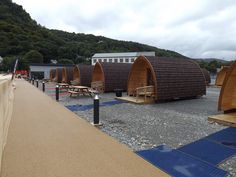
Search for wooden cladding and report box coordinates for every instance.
[73,65,93,87]
[49,69,56,81]
[201,68,211,85]
[54,68,63,83]
[92,62,132,92]
[218,61,236,112]
[127,56,206,101]
[62,67,74,84]
[215,66,229,86]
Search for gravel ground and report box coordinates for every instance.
[42,82,235,177]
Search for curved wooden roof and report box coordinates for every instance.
[73,65,93,87]
[201,68,211,85]
[218,61,236,111]
[49,69,56,81]
[127,56,206,101]
[92,62,132,92]
[215,66,229,86]
[62,67,74,84]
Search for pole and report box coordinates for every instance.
[93,93,99,125]
[36,80,39,88]
[42,81,45,92]
[56,84,59,101]
[32,79,34,85]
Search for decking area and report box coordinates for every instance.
[1,79,169,177]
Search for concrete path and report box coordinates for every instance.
[1,80,169,177]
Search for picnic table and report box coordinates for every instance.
[58,83,69,89]
[68,85,96,97]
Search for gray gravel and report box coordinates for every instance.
[43,82,236,177]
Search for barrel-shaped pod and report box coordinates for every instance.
[73,65,93,87]
[215,66,229,86]
[201,68,211,85]
[92,62,132,92]
[127,56,206,101]
[55,68,63,83]
[62,67,74,83]
[218,61,236,112]
[49,69,56,81]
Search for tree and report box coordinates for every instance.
[58,58,74,64]
[1,56,16,71]
[23,50,43,63]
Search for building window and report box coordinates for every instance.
[109,59,112,62]
[104,59,107,62]
[131,58,135,62]
[114,59,118,63]
[98,59,102,63]
[120,58,123,63]
[94,59,97,63]
[125,58,129,63]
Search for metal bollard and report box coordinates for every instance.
[93,93,100,125]
[42,81,45,92]
[32,79,34,85]
[56,84,59,101]
[36,80,39,88]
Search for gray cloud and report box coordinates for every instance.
[13,0,236,60]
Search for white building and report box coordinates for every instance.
[91,51,155,65]
[29,63,73,79]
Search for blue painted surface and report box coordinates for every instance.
[136,145,227,177]
[178,139,236,165]
[65,100,124,111]
[206,128,236,149]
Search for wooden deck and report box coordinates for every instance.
[116,96,155,104]
[208,112,236,127]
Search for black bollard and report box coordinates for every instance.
[42,81,45,92]
[36,80,39,88]
[32,79,34,85]
[56,84,59,101]
[93,93,99,125]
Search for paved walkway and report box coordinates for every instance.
[1,80,169,177]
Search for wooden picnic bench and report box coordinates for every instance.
[136,85,155,101]
[91,81,104,93]
[68,85,97,97]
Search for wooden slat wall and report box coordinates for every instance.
[128,56,206,101]
[93,62,132,92]
[62,67,74,83]
[215,67,229,86]
[79,65,93,87]
[218,61,236,111]
[49,69,56,81]
[73,65,93,87]
[55,68,63,83]
[201,68,211,85]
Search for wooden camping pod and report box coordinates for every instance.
[49,69,56,81]
[215,66,229,86]
[92,62,132,92]
[62,67,74,84]
[127,56,206,101]
[218,61,236,112]
[73,65,93,87]
[54,68,63,83]
[201,68,211,85]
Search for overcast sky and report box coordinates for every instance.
[12,0,236,60]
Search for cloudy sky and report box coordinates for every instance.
[12,0,236,60]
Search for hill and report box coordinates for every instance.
[0,0,185,68]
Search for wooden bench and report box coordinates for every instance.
[68,90,79,97]
[91,81,104,93]
[136,85,155,101]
